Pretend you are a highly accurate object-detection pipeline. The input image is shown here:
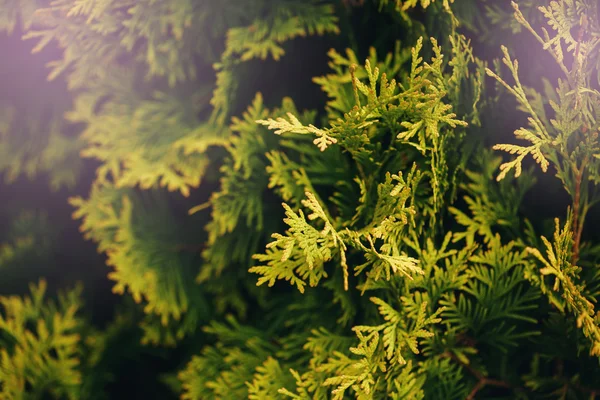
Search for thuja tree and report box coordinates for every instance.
[0,0,600,399]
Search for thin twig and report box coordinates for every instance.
[572,154,588,265]
[443,351,514,400]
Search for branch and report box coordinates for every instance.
[572,154,589,265]
[442,351,517,400]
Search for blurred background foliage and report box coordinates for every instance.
[1,0,599,398]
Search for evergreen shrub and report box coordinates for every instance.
[0,0,600,398]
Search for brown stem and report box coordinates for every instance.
[466,377,512,400]
[572,155,588,265]
[573,173,582,264]
[445,351,599,398]
[557,377,599,398]
[467,380,486,400]
[443,351,513,400]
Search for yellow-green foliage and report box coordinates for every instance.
[69,182,205,345]
[251,34,476,294]
[488,0,600,356]
[0,281,83,400]
[0,0,341,346]
[1,0,600,399]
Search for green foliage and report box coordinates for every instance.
[441,237,540,352]
[489,0,600,211]
[67,89,224,197]
[69,183,208,345]
[527,218,600,356]
[178,315,289,400]
[0,211,58,282]
[0,280,83,399]
[0,0,38,33]
[0,60,82,190]
[252,32,479,295]
[449,150,536,246]
[0,0,340,347]
[2,0,600,399]
[488,0,600,359]
[251,191,351,292]
[376,0,455,16]
[210,0,340,126]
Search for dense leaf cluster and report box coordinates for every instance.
[1,0,600,399]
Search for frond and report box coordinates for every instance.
[0,281,84,399]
